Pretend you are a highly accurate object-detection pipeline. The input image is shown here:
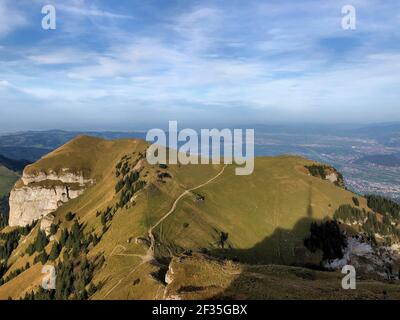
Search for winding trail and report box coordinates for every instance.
[104,164,227,298]
[147,164,227,258]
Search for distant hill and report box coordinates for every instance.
[0,154,30,173]
[0,130,146,161]
[1,123,399,161]
[0,147,51,162]
[0,154,30,198]
[0,154,27,197]
[0,166,19,198]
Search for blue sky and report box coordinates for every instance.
[0,0,400,130]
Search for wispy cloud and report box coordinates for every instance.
[0,0,27,37]
[57,2,133,19]
[28,49,93,65]
[0,0,400,129]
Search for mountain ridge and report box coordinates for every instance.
[1,135,399,300]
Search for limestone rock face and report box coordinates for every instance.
[21,169,92,186]
[40,213,55,236]
[8,169,93,227]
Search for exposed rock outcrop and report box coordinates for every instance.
[324,237,400,280]
[8,169,93,227]
[21,169,92,186]
[40,213,55,236]
[305,164,345,187]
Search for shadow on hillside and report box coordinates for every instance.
[307,181,313,218]
[207,216,327,299]
[209,182,317,266]
[209,217,320,266]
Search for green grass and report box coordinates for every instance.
[157,156,366,265]
[0,165,19,197]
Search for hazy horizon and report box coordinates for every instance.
[1,121,400,135]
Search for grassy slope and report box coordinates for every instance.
[0,165,19,197]
[165,253,400,300]
[0,136,390,300]
[23,135,113,178]
[157,156,368,265]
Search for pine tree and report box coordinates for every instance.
[49,242,61,261]
[50,224,58,235]
[37,251,48,264]
[26,243,35,256]
[34,230,48,252]
[71,220,81,239]
[60,229,69,247]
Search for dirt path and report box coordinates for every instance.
[105,164,227,298]
[147,164,227,258]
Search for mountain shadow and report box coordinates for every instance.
[209,217,321,267]
[205,217,343,300]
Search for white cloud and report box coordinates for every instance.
[1,1,400,125]
[0,79,10,87]
[57,3,133,19]
[28,49,92,65]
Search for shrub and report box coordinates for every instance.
[65,212,75,221]
[352,197,360,206]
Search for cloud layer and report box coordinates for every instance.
[0,0,400,130]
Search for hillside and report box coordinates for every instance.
[0,135,399,300]
[0,166,19,198]
[0,154,28,197]
[0,153,28,198]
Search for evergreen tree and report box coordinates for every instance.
[37,251,48,264]
[59,229,69,247]
[49,242,61,261]
[50,224,58,235]
[26,243,35,256]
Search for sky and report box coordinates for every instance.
[0,0,400,131]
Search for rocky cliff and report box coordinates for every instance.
[8,169,93,227]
